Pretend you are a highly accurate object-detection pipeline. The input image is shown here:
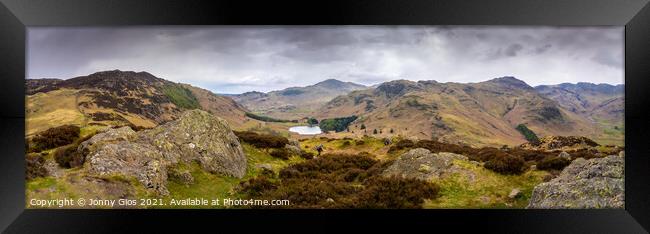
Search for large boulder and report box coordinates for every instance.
[83,109,247,195]
[527,155,624,208]
[382,148,475,181]
[139,109,246,177]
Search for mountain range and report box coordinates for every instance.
[229,79,366,119]
[26,70,624,147]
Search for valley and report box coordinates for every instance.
[25,70,625,209]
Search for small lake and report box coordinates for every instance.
[289,125,322,135]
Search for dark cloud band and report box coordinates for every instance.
[28,26,623,94]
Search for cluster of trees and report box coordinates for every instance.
[234,131,289,148]
[515,124,540,144]
[245,112,298,123]
[319,116,358,132]
[307,117,319,125]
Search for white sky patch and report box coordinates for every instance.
[28,26,623,94]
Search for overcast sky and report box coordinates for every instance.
[28,26,623,94]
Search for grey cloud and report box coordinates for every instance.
[535,44,552,54]
[592,50,623,68]
[505,43,524,57]
[28,26,624,93]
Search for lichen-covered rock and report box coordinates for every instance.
[527,155,624,209]
[382,148,475,181]
[83,109,246,196]
[520,136,599,150]
[140,109,246,178]
[78,126,136,156]
[288,139,301,148]
[508,188,522,199]
[284,144,302,155]
[558,151,571,160]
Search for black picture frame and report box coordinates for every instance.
[1,0,649,233]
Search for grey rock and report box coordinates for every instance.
[383,148,475,181]
[255,163,273,171]
[508,188,522,199]
[558,151,571,160]
[78,126,136,156]
[84,109,247,196]
[288,139,301,148]
[527,155,624,209]
[284,144,302,155]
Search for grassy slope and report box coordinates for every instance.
[425,160,548,208]
[26,89,87,136]
[26,88,158,136]
[151,143,306,208]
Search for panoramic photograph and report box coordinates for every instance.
[25,26,624,209]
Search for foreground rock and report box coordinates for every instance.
[383,148,475,181]
[527,155,624,208]
[83,109,246,195]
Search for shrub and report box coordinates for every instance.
[26,153,48,179]
[270,148,292,160]
[28,125,80,152]
[484,154,526,175]
[355,140,365,146]
[567,148,603,160]
[537,156,571,171]
[515,124,540,144]
[239,153,437,208]
[373,129,378,134]
[52,132,95,168]
[387,139,415,153]
[54,144,85,168]
[299,150,314,160]
[340,141,351,148]
[351,176,439,209]
[474,147,508,162]
[234,131,289,149]
[360,124,366,130]
[239,177,278,197]
[508,148,550,162]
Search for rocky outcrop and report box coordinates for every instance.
[527,155,624,208]
[83,109,246,195]
[382,148,476,181]
[520,136,599,151]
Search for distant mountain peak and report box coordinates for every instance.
[540,82,624,95]
[485,76,532,90]
[89,70,158,79]
[374,79,421,98]
[316,78,344,84]
[313,79,365,89]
